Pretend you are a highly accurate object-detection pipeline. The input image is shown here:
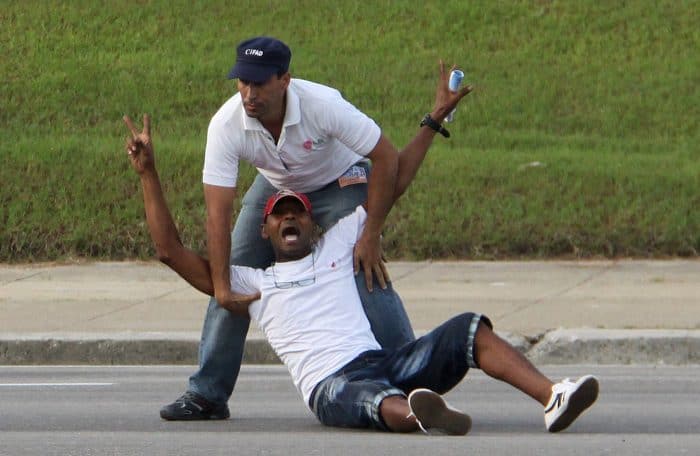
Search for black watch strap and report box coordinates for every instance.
[420,114,450,138]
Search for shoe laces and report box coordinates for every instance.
[545,378,575,414]
[552,378,574,394]
[176,391,201,405]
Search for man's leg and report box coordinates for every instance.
[312,314,481,435]
[313,312,480,434]
[354,275,414,349]
[309,163,415,349]
[353,313,486,434]
[473,324,553,405]
[189,173,277,401]
[384,313,485,394]
[473,325,599,432]
[382,312,597,433]
[311,351,410,432]
[161,174,276,420]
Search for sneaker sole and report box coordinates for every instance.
[409,389,471,436]
[160,404,230,421]
[548,376,599,433]
[160,410,230,421]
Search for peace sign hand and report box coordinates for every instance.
[123,114,155,175]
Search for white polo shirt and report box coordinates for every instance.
[203,79,381,193]
[229,206,380,406]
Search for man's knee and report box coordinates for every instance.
[455,313,492,369]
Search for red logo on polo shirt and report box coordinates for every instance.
[303,140,312,151]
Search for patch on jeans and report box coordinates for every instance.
[338,165,368,188]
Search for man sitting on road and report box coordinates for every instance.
[123,69,598,434]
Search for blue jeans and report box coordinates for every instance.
[189,165,416,404]
[310,313,491,431]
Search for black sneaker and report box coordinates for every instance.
[160,391,230,421]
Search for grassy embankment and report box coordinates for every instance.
[1,0,698,261]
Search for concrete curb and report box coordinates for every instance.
[2,329,699,365]
[528,329,700,365]
[0,332,278,365]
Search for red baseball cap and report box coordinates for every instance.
[263,190,312,222]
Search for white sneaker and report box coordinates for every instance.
[407,388,471,436]
[544,375,599,432]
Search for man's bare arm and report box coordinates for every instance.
[123,115,259,315]
[393,61,473,201]
[360,62,472,210]
[123,115,214,296]
[354,62,471,289]
[354,134,399,291]
[203,184,236,300]
[140,169,215,296]
[203,184,260,314]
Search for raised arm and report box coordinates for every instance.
[123,115,216,296]
[393,60,473,201]
[355,62,471,285]
[123,116,260,315]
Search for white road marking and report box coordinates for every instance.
[0,382,114,387]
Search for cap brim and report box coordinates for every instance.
[227,62,280,82]
[271,194,310,212]
[263,192,312,222]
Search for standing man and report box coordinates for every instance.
[161,37,458,420]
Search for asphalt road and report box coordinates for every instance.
[1,365,698,455]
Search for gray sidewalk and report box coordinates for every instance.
[1,260,699,365]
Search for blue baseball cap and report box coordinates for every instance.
[227,37,292,83]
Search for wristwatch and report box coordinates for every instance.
[420,114,450,138]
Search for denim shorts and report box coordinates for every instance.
[310,312,492,431]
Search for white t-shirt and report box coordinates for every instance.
[230,206,380,406]
[203,79,381,193]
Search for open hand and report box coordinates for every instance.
[123,114,154,174]
[353,232,390,292]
